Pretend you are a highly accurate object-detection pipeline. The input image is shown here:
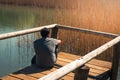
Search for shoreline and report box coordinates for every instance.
[0,0,78,9]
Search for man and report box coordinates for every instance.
[33,28,61,68]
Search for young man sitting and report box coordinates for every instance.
[32,28,61,68]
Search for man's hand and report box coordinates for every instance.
[57,40,61,44]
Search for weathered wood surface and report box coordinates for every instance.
[1,52,111,80]
[0,24,119,40]
[0,24,57,40]
[110,42,120,80]
[74,65,90,80]
[51,27,58,38]
[40,36,120,80]
[57,25,119,38]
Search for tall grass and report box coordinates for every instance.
[1,0,120,61]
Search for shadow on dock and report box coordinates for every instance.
[13,64,62,75]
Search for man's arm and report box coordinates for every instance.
[57,40,61,44]
[53,38,61,45]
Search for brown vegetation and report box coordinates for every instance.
[0,0,78,8]
[1,0,120,61]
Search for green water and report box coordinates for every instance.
[0,4,55,77]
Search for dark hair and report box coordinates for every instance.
[41,28,50,38]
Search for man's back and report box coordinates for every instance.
[34,37,58,67]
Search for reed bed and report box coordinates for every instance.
[1,0,120,61]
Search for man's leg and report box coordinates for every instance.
[55,45,59,58]
[31,55,36,64]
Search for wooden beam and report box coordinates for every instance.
[57,25,119,38]
[51,26,58,38]
[110,42,120,80]
[74,65,90,80]
[0,24,119,40]
[39,36,120,80]
[0,24,57,40]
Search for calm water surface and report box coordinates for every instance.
[0,4,120,80]
[0,5,51,77]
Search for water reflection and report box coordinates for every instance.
[0,5,39,77]
[0,6,37,33]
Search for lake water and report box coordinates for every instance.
[0,4,120,80]
[0,4,59,78]
[0,4,43,77]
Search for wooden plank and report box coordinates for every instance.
[65,72,74,77]
[29,66,74,79]
[58,52,111,71]
[57,57,109,77]
[61,75,74,80]
[28,73,44,79]
[88,72,100,77]
[12,65,48,74]
[89,68,108,75]
[60,76,94,80]
[9,74,37,80]
[57,63,99,77]
[29,66,75,79]
[88,60,111,69]
[57,52,112,79]
[1,52,112,80]
[36,67,57,74]
[58,71,94,80]
[6,65,49,80]
[85,64,110,71]
[57,61,96,77]
[58,52,112,68]
[87,78,94,80]
[11,67,57,79]
[1,75,21,80]
[1,63,73,80]
[57,60,68,66]
[57,25,118,38]
[8,66,60,79]
[58,52,80,60]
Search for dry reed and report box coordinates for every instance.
[1,0,120,61]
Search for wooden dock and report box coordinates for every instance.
[0,24,119,80]
[1,52,112,80]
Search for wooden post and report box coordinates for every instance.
[74,65,90,80]
[51,26,58,38]
[110,42,120,80]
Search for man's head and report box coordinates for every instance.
[41,28,50,38]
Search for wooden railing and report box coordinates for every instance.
[0,24,119,80]
[0,24,57,40]
[57,25,119,38]
[0,24,119,40]
[44,25,120,80]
